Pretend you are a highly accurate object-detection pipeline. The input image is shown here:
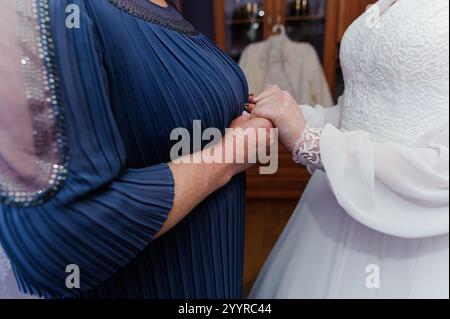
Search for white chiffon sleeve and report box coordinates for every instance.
[300,97,342,129]
[319,118,449,239]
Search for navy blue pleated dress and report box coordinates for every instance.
[0,0,248,298]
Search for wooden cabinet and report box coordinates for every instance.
[213,0,270,61]
[213,0,373,199]
[214,0,334,90]
[213,0,373,97]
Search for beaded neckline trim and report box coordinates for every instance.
[108,0,199,36]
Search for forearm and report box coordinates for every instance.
[156,146,239,237]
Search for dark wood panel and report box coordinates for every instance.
[246,147,311,199]
[244,199,298,296]
[213,0,227,50]
[323,0,339,93]
[337,0,374,41]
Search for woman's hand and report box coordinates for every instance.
[249,85,308,152]
[222,113,274,176]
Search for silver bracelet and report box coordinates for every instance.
[292,126,324,171]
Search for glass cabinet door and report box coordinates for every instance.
[284,0,327,60]
[215,0,338,95]
[225,0,269,61]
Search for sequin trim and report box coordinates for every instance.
[108,0,199,36]
[0,0,68,207]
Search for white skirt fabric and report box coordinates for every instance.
[249,172,449,299]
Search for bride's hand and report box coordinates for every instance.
[249,85,308,152]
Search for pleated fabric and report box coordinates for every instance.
[0,0,247,298]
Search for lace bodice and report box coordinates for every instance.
[339,0,449,145]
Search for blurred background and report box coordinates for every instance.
[173,0,373,296]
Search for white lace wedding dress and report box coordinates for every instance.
[250,0,449,299]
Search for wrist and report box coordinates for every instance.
[200,141,239,188]
[286,122,308,153]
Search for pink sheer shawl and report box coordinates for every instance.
[0,0,66,206]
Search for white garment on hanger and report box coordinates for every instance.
[239,34,334,107]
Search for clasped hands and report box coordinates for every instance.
[162,86,309,236]
[226,85,308,173]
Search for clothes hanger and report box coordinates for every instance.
[271,12,286,35]
[271,23,286,36]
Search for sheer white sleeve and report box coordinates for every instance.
[294,99,341,172]
[300,96,342,129]
[293,126,324,172]
[320,119,449,239]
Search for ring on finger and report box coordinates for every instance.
[244,103,257,113]
[248,94,259,105]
